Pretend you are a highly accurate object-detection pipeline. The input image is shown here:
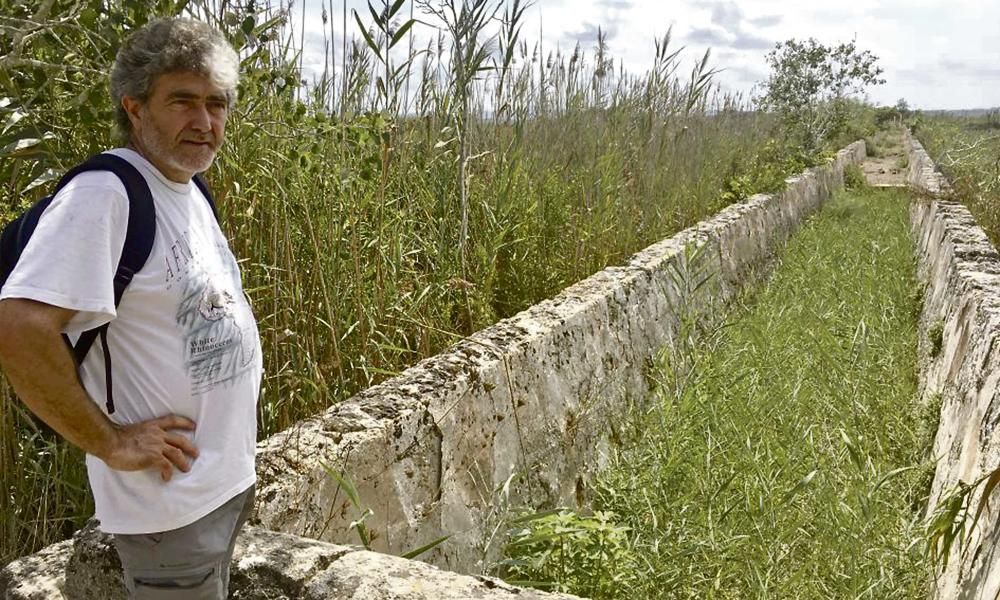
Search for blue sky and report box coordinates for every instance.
[291,0,1000,110]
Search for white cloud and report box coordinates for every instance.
[289,0,1000,110]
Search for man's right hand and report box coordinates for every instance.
[0,299,201,482]
[103,415,200,481]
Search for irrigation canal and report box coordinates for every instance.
[585,133,931,598]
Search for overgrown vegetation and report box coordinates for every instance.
[843,163,867,190]
[0,0,838,564]
[757,38,885,154]
[502,187,933,597]
[916,114,1000,245]
[502,509,636,597]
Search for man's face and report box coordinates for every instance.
[123,71,229,183]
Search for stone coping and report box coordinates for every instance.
[252,141,866,572]
[905,129,1000,599]
[0,522,579,599]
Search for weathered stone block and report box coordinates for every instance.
[253,141,867,573]
[906,129,1000,599]
[1,523,579,600]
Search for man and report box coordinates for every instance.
[0,17,260,599]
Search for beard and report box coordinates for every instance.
[137,118,221,179]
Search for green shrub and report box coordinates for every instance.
[843,164,867,190]
[721,138,816,203]
[500,509,635,598]
[865,135,884,158]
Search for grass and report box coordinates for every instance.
[504,187,933,598]
[865,128,903,159]
[843,163,867,190]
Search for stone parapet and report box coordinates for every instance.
[0,523,579,599]
[906,129,1000,598]
[2,141,867,597]
[253,141,867,573]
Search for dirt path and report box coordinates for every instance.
[861,130,908,186]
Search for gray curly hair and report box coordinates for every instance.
[111,17,239,139]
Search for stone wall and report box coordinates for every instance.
[0,523,579,599]
[253,141,867,573]
[906,130,1000,598]
[1,141,866,598]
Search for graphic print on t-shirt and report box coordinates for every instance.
[168,227,258,394]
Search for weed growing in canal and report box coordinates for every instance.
[925,464,1000,572]
[929,320,945,358]
[844,163,868,190]
[603,186,930,597]
[500,509,635,598]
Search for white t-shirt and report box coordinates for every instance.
[0,148,261,534]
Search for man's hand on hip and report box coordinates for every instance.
[0,298,200,481]
[105,415,199,481]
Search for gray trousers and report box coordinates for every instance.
[112,485,255,600]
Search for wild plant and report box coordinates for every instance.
[917,115,1000,245]
[500,508,636,599]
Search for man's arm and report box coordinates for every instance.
[0,298,198,481]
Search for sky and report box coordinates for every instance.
[291,0,1000,111]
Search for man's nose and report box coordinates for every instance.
[189,103,212,131]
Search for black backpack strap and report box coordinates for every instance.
[62,154,156,414]
[98,325,113,414]
[86,155,156,306]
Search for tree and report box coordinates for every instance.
[757,38,885,153]
[873,98,911,129]
[894,98,910,117]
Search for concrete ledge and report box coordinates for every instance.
[0,522,579,599]
[905,130,1000,599]
[254,141,867,573]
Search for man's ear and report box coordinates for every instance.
[122,96,143,131]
